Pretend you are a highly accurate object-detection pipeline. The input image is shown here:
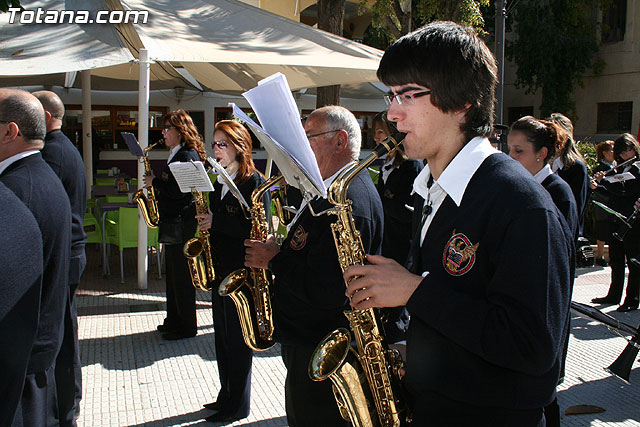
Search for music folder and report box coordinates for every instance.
[169,161,215,194]
[121,132,145,157]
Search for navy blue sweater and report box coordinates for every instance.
[405,153,574,410]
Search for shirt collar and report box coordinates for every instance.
[0,150,40,176]
[323,161,356,193]
[413,136,498,206]
[167,143,183,163]
[552,157,564,172]
[534,164,553,184]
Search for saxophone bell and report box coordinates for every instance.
[184,190,215,291]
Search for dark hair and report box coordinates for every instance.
[595,140,614,161]
[0,92,46,143]
[164,109,206,161]
[510,116,565,164]
[377,21,497,142]
[372,111,407,167]
[546,113,585,168]
[613,133,640,160]
[214,120,261,184]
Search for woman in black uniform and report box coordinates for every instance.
[144,109,206,340]
[373,111,423,265]
[592,140,616,266]
[591,133,640,312]
[197,120,267,423]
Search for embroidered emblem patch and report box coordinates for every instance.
[225,204,240,216]
[289,225,309,251]
[443,230,479,276]
[383,188,395,199]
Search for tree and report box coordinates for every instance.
[1,0,22,12]
[506,0,606,118]
[316,0,345,107]
[361,0,490,48]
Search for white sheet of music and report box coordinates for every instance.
[169,161,215,193]
[238,72,326,198]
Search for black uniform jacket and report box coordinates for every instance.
[542,173,579,241]
[152,145,201,223]
[594,160,640,218]
[0,152,71,373]
[557,160,589,236]
[405,153,574,409]
[210,171,267,281]
[0,182,42,427]
[377,159,423,264]
[41,129,87,282]
[270,169,385,346]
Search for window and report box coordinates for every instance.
[601,0,626,44]
[597,101,633,133]
[507,106,534,126]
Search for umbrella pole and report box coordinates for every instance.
[137,49,150,290]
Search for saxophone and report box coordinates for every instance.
[133,140,161,228]
[219,175,283,351]
[309,133,407,427]
[183,190,215,291]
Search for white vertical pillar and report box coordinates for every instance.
[137,49,151,290]
[81,71,92,200]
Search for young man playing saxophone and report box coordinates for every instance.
[343,22,574,426]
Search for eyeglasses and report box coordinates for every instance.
[306,129,342,140]
[212,140,228,149]
[162,125,175,132]
[383,90,431,106]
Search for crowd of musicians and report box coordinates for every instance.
[2,20,640,427]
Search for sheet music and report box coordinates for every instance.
[121,132,144,157]
[238,73,326,198]
[231,104,326,198]
[169,161,215,193]
[604,172,635,183]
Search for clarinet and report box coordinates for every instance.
[612,204,640,241]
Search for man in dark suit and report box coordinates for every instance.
[0,181,43,427]
[244,106,390,426]
[33,90,87,427]
[0,88,72,426]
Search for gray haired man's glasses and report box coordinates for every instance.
[383,90,431,106]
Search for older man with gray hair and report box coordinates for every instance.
[0,88,71,427]
[243,105,391,426]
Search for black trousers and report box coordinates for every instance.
[164,243,197,335]
[211,289,252,417]
[606,224,640,306]
[14,367,59,427]
[55,253,86,427]
[280,343,349,427]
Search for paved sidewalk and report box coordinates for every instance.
[76,248,640,426]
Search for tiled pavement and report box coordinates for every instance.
[76,246,640,426]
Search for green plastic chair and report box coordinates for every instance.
[95,177,116,186]
[104,207,162,283]
[84,212,102,245]
[105,195,128,203]
[368,166,381,185]
[129,178,138,188]
[96,169,110,175]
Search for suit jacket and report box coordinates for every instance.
[376,158,423,264]
[542,173,579,241]
[209,171,266,281]
[0,152,71,373]
[270,169,385,346]
[41,129,87,283]
[0,181,42,427]
[405,153,573,411]
[557,161,589,236]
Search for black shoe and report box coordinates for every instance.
[591,296,619,304]
[157,323,176,332]
[204,411,243,423]
[596,257,608,267]
[203,401,221,410]
[162,331,197,340]
[617,304,638,313]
